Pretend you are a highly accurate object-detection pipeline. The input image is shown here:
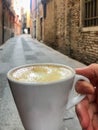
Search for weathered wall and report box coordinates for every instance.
[4,8,11,43]
[66,0,98,64]
[32,0,98,65]
[0,1,16,45]
[54,0,66,53]
[36,15,40,40]
[76,32,98,64]
[0,0,2,45]
[43,0,56,47]
[46,0,98,64]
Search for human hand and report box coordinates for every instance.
[75,64,98,130]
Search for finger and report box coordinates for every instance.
[86,121,94,130]
[93,114,98,130]
[87,94,96,103]
[96,87,98,105]
[75,66,94,79]
[88,103,98,120]
[76,64,98,86]
[75,97,90,129]
[86,102,98,130]
[76,81,95,94]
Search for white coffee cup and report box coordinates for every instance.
[7,63,89,130]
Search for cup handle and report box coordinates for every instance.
[65,74,90,110]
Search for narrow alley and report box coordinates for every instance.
[0,35,86,130]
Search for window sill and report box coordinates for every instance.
[81,26,98,32]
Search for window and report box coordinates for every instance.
[84,0,98,27]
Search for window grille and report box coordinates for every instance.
[84,0,98,27]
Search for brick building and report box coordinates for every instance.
[0,0,22,46]
[0,0,15,45]
[31,0,98,65]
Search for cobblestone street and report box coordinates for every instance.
[0,35,86,130]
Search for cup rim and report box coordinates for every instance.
[7,63,75,85]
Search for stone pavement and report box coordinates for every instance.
[0,35,86,130]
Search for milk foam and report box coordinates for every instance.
[10,65,73,83]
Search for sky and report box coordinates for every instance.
[14,0,30,19]
[19,0,30,11]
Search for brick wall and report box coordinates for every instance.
[72,31,98,64]
[66,0,98,64]
[46,0,98,64]
[33,0,98,65]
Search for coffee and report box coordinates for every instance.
[9,64,73,83]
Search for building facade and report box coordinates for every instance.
[31,0,98,65]
[0,0,3,45]
[0,0,15,45]
[0,0,22,46]
[12,0,22,35]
